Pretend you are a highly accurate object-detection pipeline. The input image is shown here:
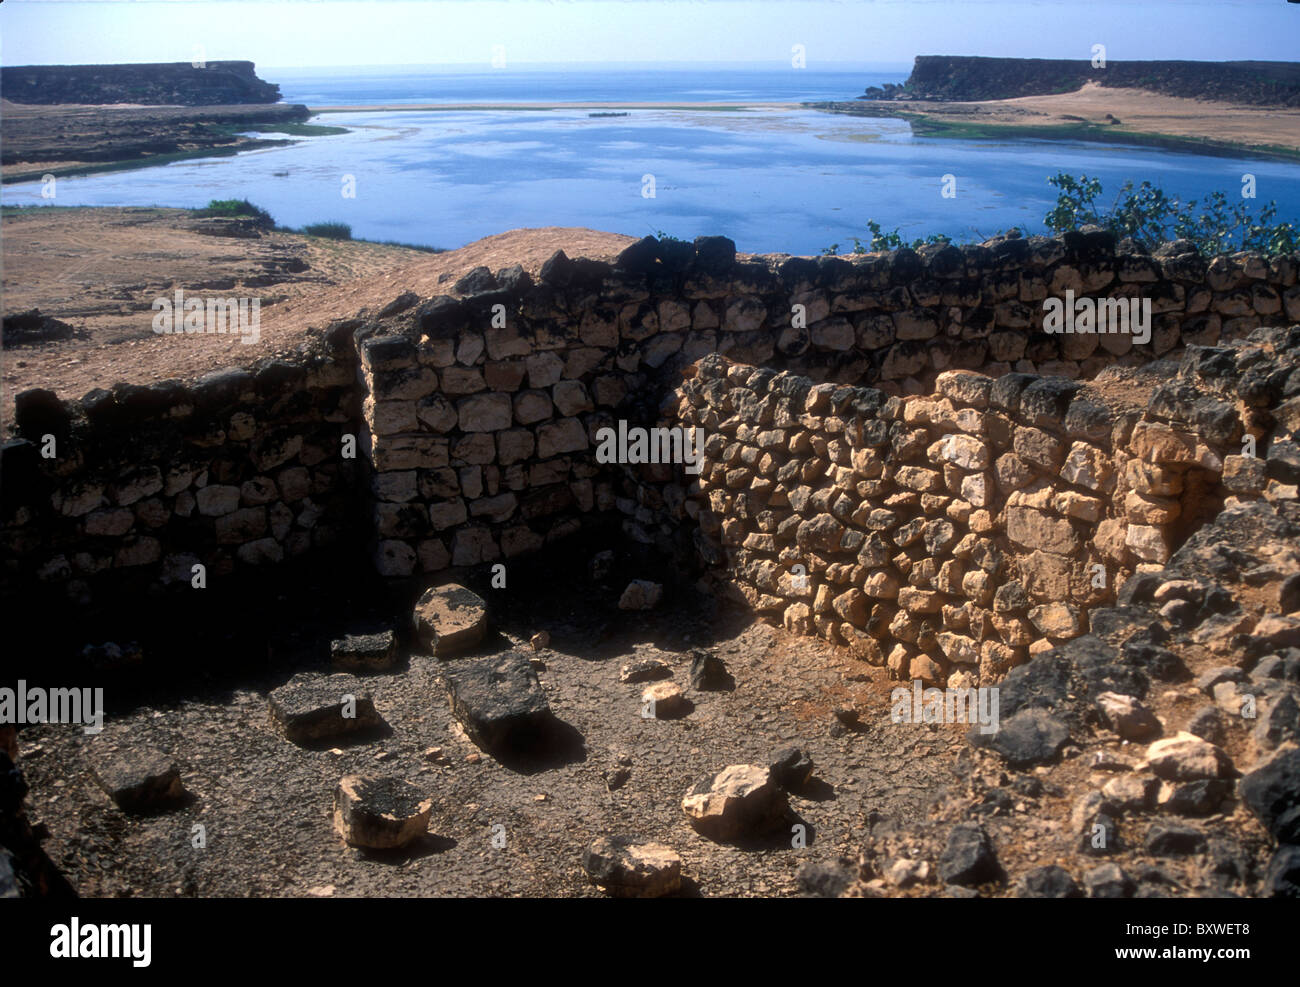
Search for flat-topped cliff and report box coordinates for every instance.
[1,60,282,105]
[868,56,1300,107]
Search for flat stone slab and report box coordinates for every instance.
[333,775,433,849]
[268,673,383,744]
[620,657,671,683]
[89,747,186,813]
[582,836,682,898]
[413,583,488,657]
[681,763,787,842]
[444,651,551,754]
[330,631,398,672]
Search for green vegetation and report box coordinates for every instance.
[195,198,275,226]
[826,174,1299,258]
[822,220,951,256]
[1044,173,1299,255]
[300,221,353,241]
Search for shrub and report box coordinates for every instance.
[1044,172,1299,255]
[301,222,352,240]
[195,198,274,227]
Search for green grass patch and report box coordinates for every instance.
[300,221,352,240]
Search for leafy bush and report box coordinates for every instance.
[827,174,1297,257]
[195,198,274,227]
[1043,173,1299,255]
[301,222,352,240]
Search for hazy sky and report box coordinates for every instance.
[2,0,1296,69]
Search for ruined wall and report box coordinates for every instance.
[635,327,1300,688]
[1,336,361,611]
[5,232,1298,648]
[353,233,1298,577]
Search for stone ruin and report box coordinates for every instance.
[3,229,1299,896]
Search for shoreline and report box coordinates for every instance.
[308,101,786,113]
[6,91,1300,186]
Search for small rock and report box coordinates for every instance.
[937,822,1001,887]
[529,630,551,652]
[413,583,488,657]
[1102,774,1157,812]
[883,858,930,888]
[333,775,432,849]
[681,764,788,841]
[1186,705,1225,745]
[618,579,663,610]
[1015,865,1083,898]
[769,747,815,790]
[582,836,682,898]
[1084,862,1135,898]
[1156,779,1231,816]
[1096,691,1162,741]
[971,708,1070,767]
[89,748,186,813]
[1144,732,1235,781]
[330,631,398,671]
[619,658,671,683]
[604,766,631,791]
[268,673,383,744]
[1144,822,1207,856]
[642,681,689,719]
[688,650,729,690]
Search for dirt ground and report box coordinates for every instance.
[16,557,971,899]
[0,206,634,424]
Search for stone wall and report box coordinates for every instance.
[5,231,1298,667]
[641,328,1300,688]
[1,333,361,613]
[356,232,1297,590]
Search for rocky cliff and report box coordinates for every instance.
[1,61,282,105]
[868,56,1300,107]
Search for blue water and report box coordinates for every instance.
[5,67,1298,256]
[267,63,907,106]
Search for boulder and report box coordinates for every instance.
[268,673,383,744]
[618,579,663,610]
[938,822,1001,887]
[681,764,787,841]
[89,748,186,813]
[1144,732,1234,781]
[333,775,432,849]
[582,837,682,898]
[413,583,488,657]
[444,652,552,754]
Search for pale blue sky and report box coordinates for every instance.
[1,0,1296,69]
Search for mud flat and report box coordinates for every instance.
[809,83,1300,161]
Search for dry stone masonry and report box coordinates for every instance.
[4,230,1299,697]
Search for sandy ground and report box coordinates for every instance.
[878,82,1300,153]
[0,206,634,423]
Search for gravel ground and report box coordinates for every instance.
[19,551,969,899]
